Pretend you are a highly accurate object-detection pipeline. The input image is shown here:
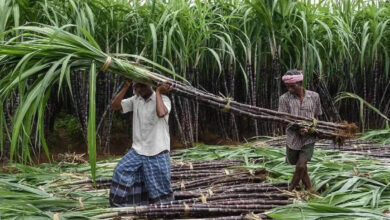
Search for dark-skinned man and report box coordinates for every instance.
[278,69,322,192]
[109,80,173,207]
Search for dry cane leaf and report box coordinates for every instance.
[53,213,60,220]
[78,197,84,209]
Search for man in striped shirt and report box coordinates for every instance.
[278,69,322,192]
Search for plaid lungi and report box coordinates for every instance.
[109,148,173,207]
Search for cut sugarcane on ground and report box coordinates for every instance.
[1,143,390,219]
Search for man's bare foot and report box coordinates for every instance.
[288,184,297,191]
[307,188,319,195]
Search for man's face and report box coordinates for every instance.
[285,82,301,95]
[134,83,152,98]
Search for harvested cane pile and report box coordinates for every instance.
[1,144,390,219]
[70,160,293,219]
[173,145,390,220]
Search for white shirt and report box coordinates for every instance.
[121,92,171,156]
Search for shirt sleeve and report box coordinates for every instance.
[162,95,171,113]
[315,95,323,117]
[278,96,289,113]
[121,96,136,114]
[161,95,171,122]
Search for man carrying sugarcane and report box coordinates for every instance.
[109,80,173,206]
[278,69,322,192]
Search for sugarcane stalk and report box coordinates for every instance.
[162,192,290,206]
[172,176,265,191]
[121,206,272,216]
[171,170,225,175]
[223,185,287,193]
[210,199,291,205]
[171,173,218,179]
[218,182,288,190]
[172,94,188,147]
[126,203,280,210]
[172,162,241,169]
[195,193,291,201]
[171,213,271,220]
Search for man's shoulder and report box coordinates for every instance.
[306,90,320,98]
[161,94,171,101]
[279,92,291,100]
[123,95,138,102]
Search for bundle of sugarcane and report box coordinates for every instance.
[169,81,358,141]
[170,160,267,191]
[63,160,267,192]
[116,204,278,218]
[171,183,290,205]
[97,211,273,220]
[96,180,292,219]
[56,158,289,219]
[96,181,291,219]
[71,174,291,219]
[171,160,242,172]
[171,169,267,191]
[63,159,292,219]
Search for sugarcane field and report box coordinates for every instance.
[1,0,390,219]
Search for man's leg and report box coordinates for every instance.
[109,149,146,207]
[289,170,301,191]
[143,152,173,203]
[286,146,301,191]
[296,155,310,190]
[300,143,314,191]
[301,162,312,190]
[289,157,307,191]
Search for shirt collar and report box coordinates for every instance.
[288,89,309,99]
[135,91,156,102]
[145,91,156,102]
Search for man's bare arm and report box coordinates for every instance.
[111,80,131,111]
[156,84,171,118]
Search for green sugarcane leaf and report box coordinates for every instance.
[88,61,97,185]
[149,23,157,62]
[0,180,50,197]
[58,54,73,97]
[38,91,51,162]
[206,48,222,73]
